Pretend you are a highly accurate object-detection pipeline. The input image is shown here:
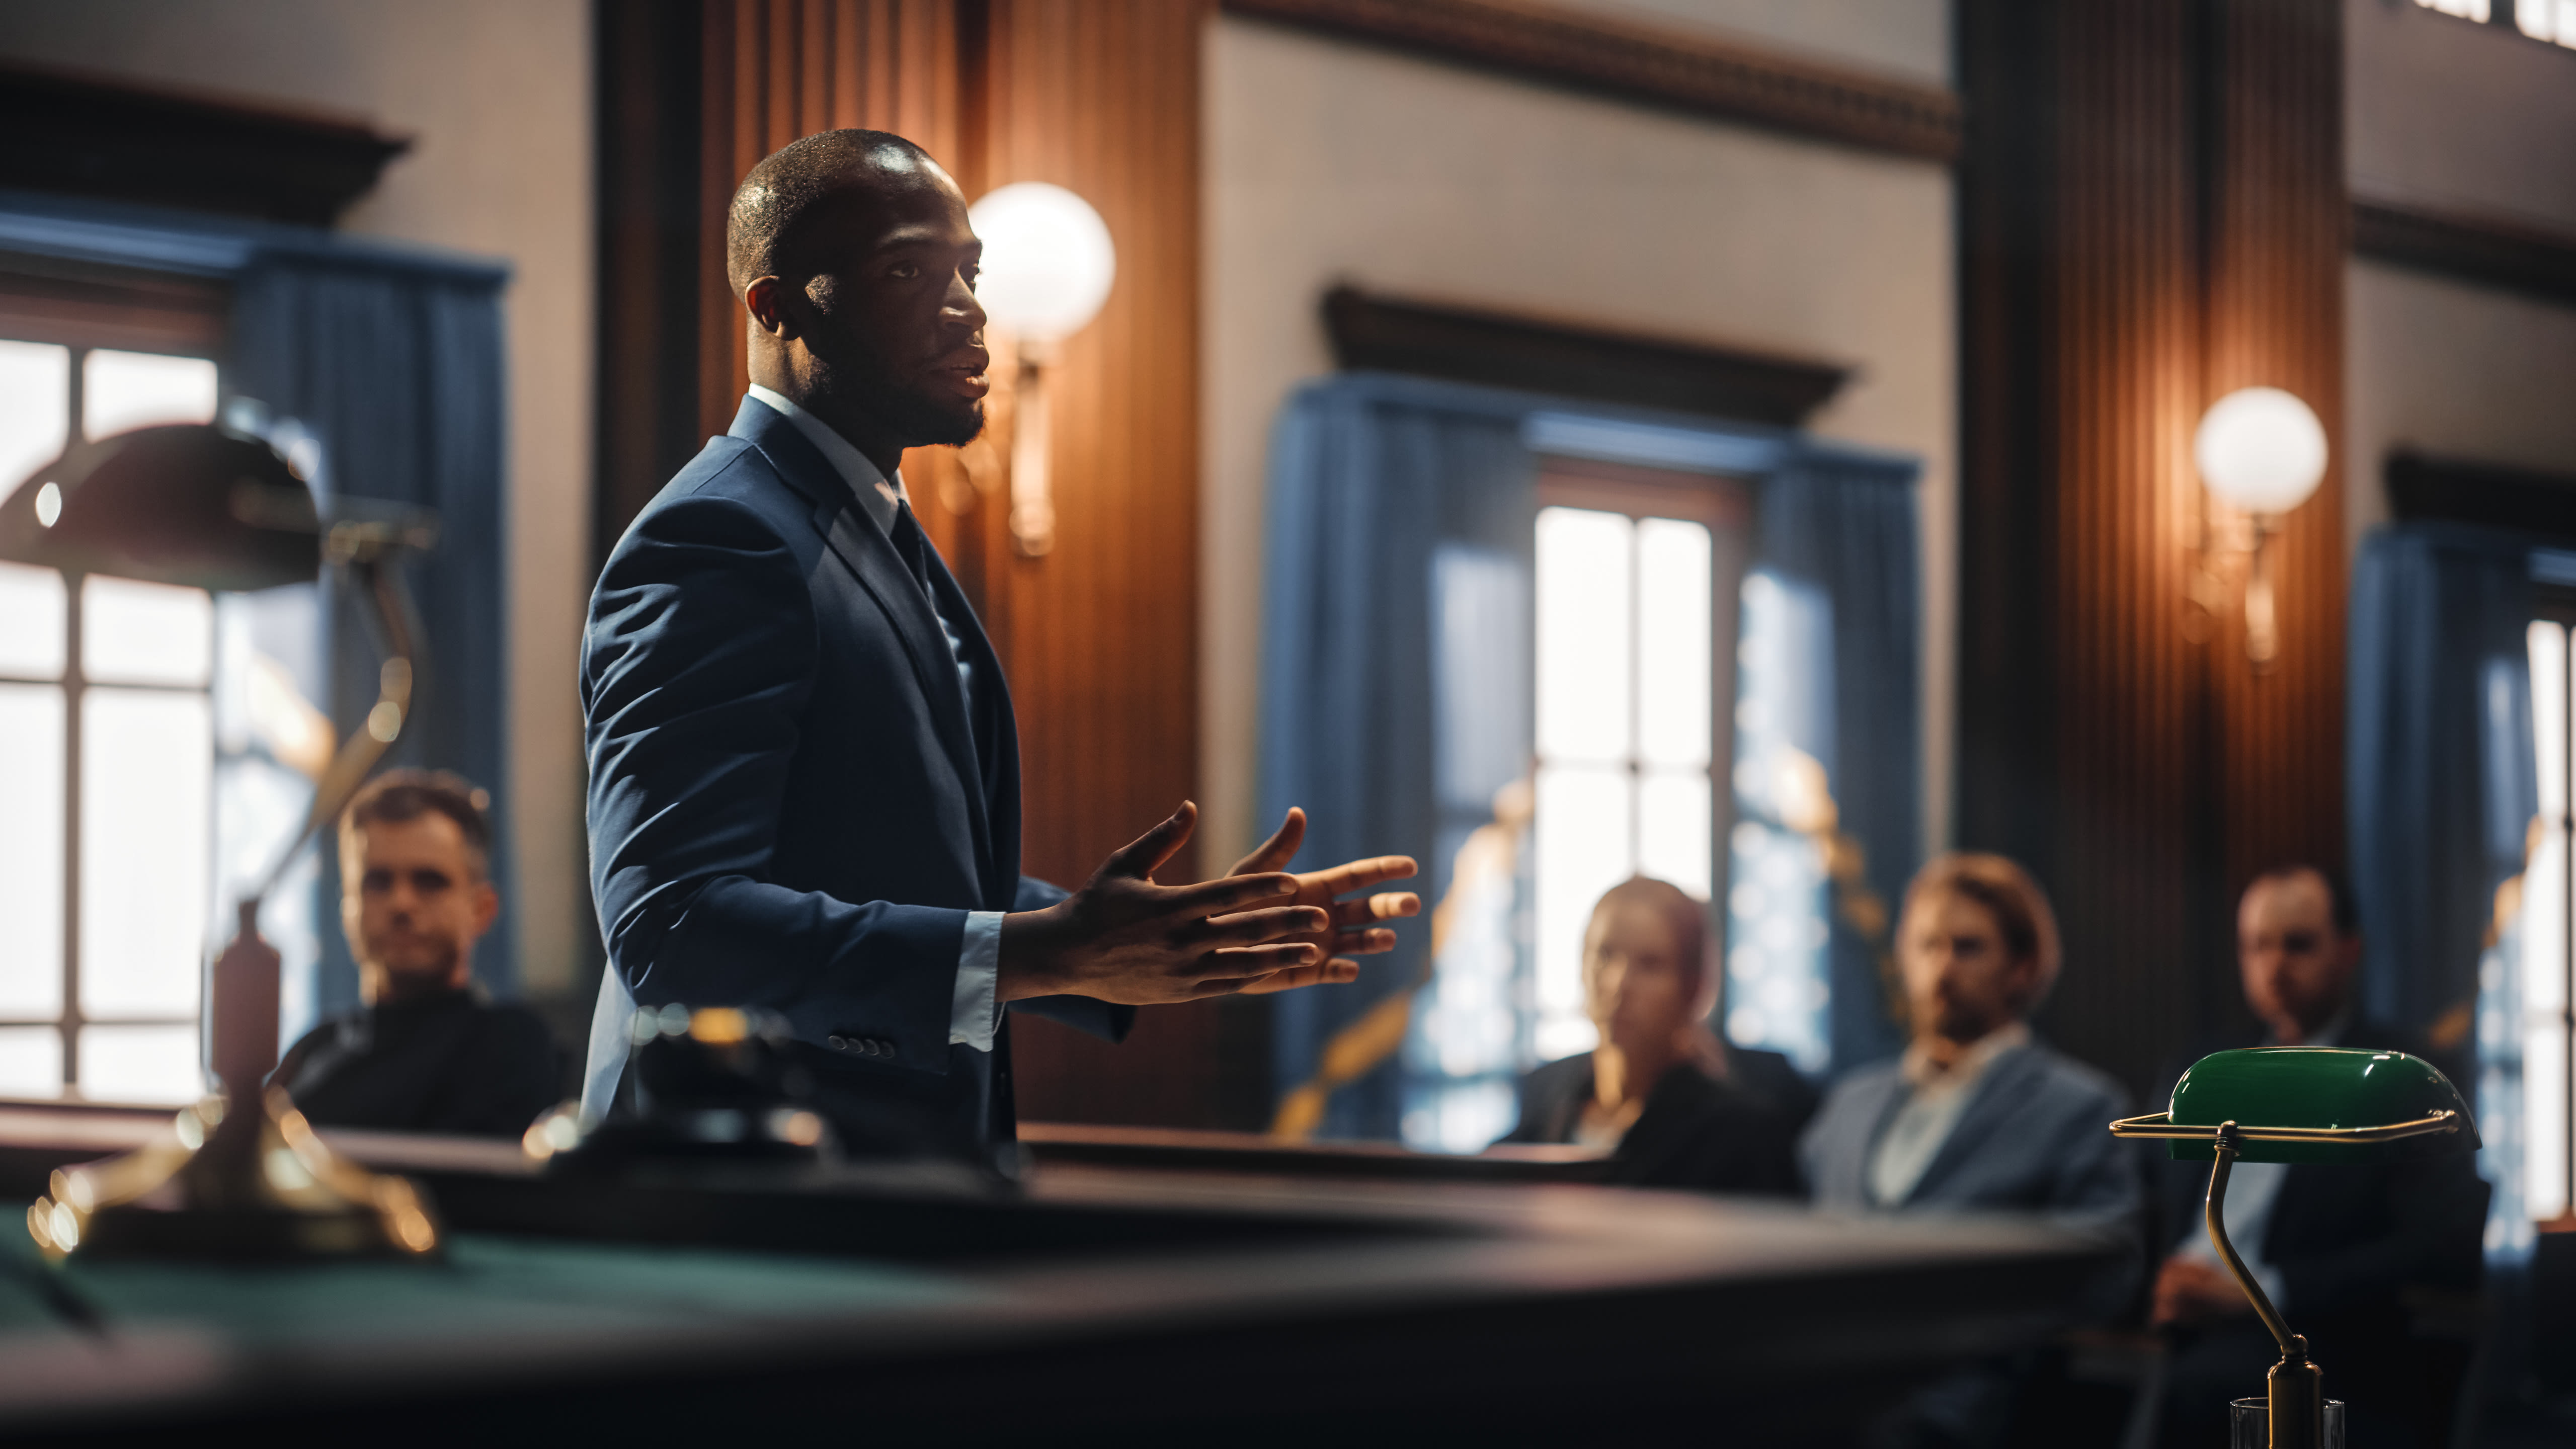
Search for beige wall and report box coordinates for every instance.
[0,0,595,996]
[2344,0,2576,552]
[1202,13,1958,864]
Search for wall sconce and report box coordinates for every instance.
[967,182,1115,557]
[2192,386,2328,670]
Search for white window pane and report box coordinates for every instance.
[2560,0,2576,49]
[0,1027,62,1099]
[1533,763,1631,1060]
[2534,622,2566,818]
[80,687,209,1019]
[2516,0,2554,38]
[81,350,217,440]
[0,563,67,680]
[0,684,65,1018]
[1636,518,1713,768]
[1637,769,1713,898]
[0,340,68,504]
[83,576,212,687]
[77,1024,202,1105]
[1726,820,1832,1074]
[1536,507,1632,763]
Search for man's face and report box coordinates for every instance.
[2238,871,2357,1040]
[1582,895,1701,1058]
[760,155,992,448]
[341,814,498,1002]
[1899,889,2036,1046]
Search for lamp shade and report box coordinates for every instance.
[968,181,1115,343]
[0,424,319,591]
[2162,1048,2477,1164]
[2194,386,2328,516]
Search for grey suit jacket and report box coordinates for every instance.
[1802,1038,2140,1224]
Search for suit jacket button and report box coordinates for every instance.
[828,1034,848,1051]
[867,1039,888,1056]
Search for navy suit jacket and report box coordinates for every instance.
[580,397,1131,1157]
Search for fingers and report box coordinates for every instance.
[1236,957,1362,995]
[1193,905,1328,949]
[1329,892,1420,927]
[1334,927,1398,956]
[1102,801,1198,881]
[1307,855,1419,897]
[1163,871,1300,916]
[1228,807,1305,877]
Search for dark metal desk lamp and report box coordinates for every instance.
[2110,1047,2477,1448]
[3,421,443,1260]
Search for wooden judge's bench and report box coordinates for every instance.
[0,1104,2113,1444]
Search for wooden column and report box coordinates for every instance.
[1958,0,2346,1100]
[597,0,1240,1126]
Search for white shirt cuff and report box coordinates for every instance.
[949,911,1004,1051]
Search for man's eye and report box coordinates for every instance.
[889,262,919,280]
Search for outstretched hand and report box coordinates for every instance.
[1216,807,1420,996]
[997,801,1330,1006]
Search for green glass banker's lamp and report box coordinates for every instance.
[1,419,443,1260]
[2110,1047,2478,1448]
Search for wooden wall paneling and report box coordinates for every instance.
[2204,0,2347,932]
[978,0,1246,1130]
[1959,0,2347,1101]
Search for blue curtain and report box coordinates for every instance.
[0,192,515,1010]
[2348,523,2535,1048]
[230,259,513,1010]
[1259,375,1535,1141]
[1756,448,1922,1072]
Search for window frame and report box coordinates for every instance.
[2530,585,2576,1224]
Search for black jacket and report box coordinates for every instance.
[1504,1049,1805,1195]
[272,988,562,1139]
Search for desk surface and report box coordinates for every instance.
[0,1105,2114,1443]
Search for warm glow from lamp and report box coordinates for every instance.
[969,182,1116,342]
[967,183,1116,557]
[2195,386,2327,517]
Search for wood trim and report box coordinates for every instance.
[2387,449,2576,543]
[1325,287,1849,428]
[0,254,228,356]
[1222,0,1961,163]
[0,59,408,227]
[2351,196,2576,308]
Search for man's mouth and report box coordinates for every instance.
[932,347,991,401]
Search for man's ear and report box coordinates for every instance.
[468,879,501,940]
[744,275,794,338]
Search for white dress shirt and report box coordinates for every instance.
[747,384,1004,1053]
[1867,1020,2032,1207]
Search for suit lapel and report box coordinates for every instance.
[730,402,998,888]
[1905,1046,2041,1205]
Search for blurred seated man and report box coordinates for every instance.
[270,770,562,1138]
[2151,865,2486,1449]
[1802,853,2140,1448]
[1502,876,1806,1194]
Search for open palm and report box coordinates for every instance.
[1216,808,1419,995]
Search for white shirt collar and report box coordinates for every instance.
[746,383,909,534]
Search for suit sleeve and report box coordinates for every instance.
[585,489,967,1074]
[2272,1153,2488,1318]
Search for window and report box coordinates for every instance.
[2413,0,2576,50]
[0,339,225,1104]
[2516,594,2576,1230]
[1528,466,1749,1064]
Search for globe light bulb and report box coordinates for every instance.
[2195,387,2327,516]
[967,182,1116,343]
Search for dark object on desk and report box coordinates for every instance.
[1503,1050,1804,1194]
[273,987,561,1141]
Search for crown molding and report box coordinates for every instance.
[2352,196,2576,309]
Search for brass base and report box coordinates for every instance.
[28,1089,440,1261]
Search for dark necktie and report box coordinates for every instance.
[891,498,978,740]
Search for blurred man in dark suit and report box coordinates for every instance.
[270,771,560,1139]
[1504,877,1807,1193]
[2152,865,2487,1449]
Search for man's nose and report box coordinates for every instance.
[948,272,986,333]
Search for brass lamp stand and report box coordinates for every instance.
[2110,1047,2473,1448]
[6,422,444,1262]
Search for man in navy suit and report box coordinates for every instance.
[581,129,1419,1162]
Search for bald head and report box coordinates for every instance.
[726,129,992,474]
